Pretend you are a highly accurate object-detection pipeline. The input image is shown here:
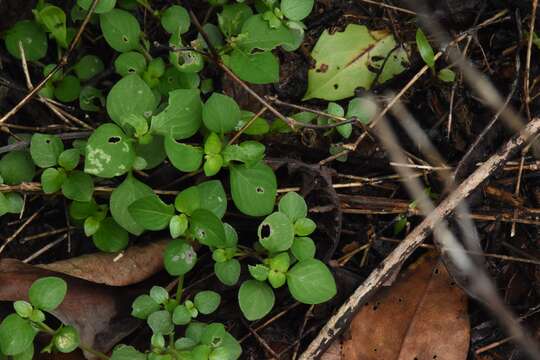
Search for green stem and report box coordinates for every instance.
[136,0,159,17]
[176,275,185,301]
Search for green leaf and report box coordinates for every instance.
[278,192,307,222]
[110,345,146,360]
[30,133,64,168]
[0,314,36,356]
[172,305,192,325]
[226,49,279,84]
[131,295,160,319]
[149,286,169,305]
[106,74,155,128]
[222,141,265,166]
[147,310,173,335]
[41,168,65,193]
[158,67,200,96]
[92,217,129,252]
[203,153,223,176]
[169,214,188,238]
[304,24,409,100]
[238,280,275,321]
[214,259,240,286]
[164,136,203,172]
[438,68,456,82]
[77,0,116,14]
[291,237,316,260]
[294,217,316,236]
[218,3,253,37]
[151,89,202,139]
[13,301,33,319]
[0,151,35,185]
[258,212,295,252]
[84,123,136,178]
[39,5,67,47]
[135,135,166,170]
[248,264,269,281]
[110,174,154,235]
[202,93,241,134]
[174,337,197,350]
[61,171,94,202]
[100,9,141,52]
[128,194,174,231]
[328,102,351,138]
[163,240,197,276]
[238,15,294,52]
[281,0,314,21]
[230,161,277,216]
[79,86,104,112]
[161,5,190,34]
[286,259,336,304]
[58,149,80,171]
[4,20,48,61]
[175,180,227,218]
[28,276,67,311]
[74,55,105,81]
[239,111,270,135]
[2,193,23,215]
[54,75,81,102]
[194,291,221,315]
[416,28,435,69]
[53,325,79,353]
[114,51,147,76]
[347,96,377,124]
[190,209,226,247]
[84,216,100,236]
[69,199,99,220]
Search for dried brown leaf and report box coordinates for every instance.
[323,253,469,360]
[38,240,167,286]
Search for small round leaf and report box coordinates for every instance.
[29,276,67,311]
[238,280,275,321]
[164,240,197,276]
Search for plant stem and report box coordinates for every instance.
[176,275,185,301]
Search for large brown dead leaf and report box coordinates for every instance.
[38,240,167,286]
[323,253,470,360]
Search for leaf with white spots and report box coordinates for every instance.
[84,123,135,178]
[164,240,197,276]
[189,209,226,248]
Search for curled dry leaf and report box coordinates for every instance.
[322,253,469,360]
[0,259,141,358]
[38,240,167,286]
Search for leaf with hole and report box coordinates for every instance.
[286,259,336,304]
[164,136,203,172]
[230,161,277,217]
[151,89,202,139]
[100,9,141,52]
[106,74,155,128]
[30,134,64,168]
[190,209,226,247]
[163,240,197,276]
[238,280,275,321]
[61,171,94,202]
[225,49,279,84]
[110,174,154,235]
[128,194,175,231]
[258,212,295,253]
[304,24,409,100]
[4,20,48,61]
[114,51,147,76]
[84,123,136,178]
[92,217,129,252]
[202,93,241,134]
